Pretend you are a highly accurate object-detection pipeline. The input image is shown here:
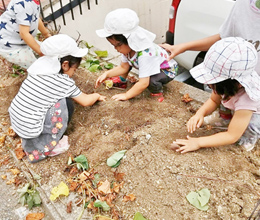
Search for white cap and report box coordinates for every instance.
[28,34,88,75]
[40,34,88,58]
[96,8,156,51]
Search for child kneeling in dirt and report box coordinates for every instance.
[8,34,106,163]
[95,8,178,102]
[172,37,260,153]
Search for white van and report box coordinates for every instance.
[165,0,236,89]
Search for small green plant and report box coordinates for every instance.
[11,64,26,77]
[68,154,89,171]
[17,183,41,209]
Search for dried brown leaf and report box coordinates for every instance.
[1,175,7,180]
[10,168,20,175]
[0,135,6,147]
[114,172,125,182]
[123,193,136,202]
[181,93,193,103]
[66,201,72,213]
[79,171,90,182]
[98,180,112,194]
[7,127,16,137]
[15,146,25,160]
[69,181,79,192]
[26,213,45,220]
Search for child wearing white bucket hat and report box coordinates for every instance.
[8,34,106,163]
[171,37,260,153]
[95,8,178,102]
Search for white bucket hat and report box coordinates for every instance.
[190,37,260,101]
[28,34,88,75]
[96,8,156,51]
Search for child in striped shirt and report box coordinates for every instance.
[9,34,106,163]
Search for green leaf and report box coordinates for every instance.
[82,41,93,49]
[88,64,101,72]
[133,212,148,220]
[80,62,91,69]
[17,183,30,195]
[33,174,41,180]
[94,199,110,211]
[33,191,42,205]
[74,155,87,163]
[74,155,89,170]
[104,63,114,69]
[92,173,100,188]
[26,194,34,210]
[19,194,26,205]
[197,188,210,207]
[256,0,260,9]
[87,59,100,64]
[94,50,108,58]
[107,150,127,167]
[186,188,210,211]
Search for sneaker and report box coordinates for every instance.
[110,76,127,89]
[203,111,230,128]
[150,92,164,102]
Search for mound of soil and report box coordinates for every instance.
[1,61,260,220]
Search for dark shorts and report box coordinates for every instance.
[148,69,175,94]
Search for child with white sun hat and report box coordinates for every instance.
[95,8,178,102]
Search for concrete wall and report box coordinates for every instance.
[44,0,172,56]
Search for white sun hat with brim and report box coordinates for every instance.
[96,8,156,51]
[28,34,88,75]
[190,37,260,101]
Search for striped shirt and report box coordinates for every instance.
[8,74,81,138]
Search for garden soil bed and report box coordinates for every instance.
[1,59,260,220]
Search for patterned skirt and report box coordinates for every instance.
[22,98,72,163]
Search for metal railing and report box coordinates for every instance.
[0,0,99,31]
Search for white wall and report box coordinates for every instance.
[44,0,172,56]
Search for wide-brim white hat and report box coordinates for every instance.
[28,34,88,75]
[96,8,156,51]
[190,37,260,101]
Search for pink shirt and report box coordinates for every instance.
[222,88,260,114]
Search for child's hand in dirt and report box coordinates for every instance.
[111,93,128,101]
[186,114,204,133]
[174,136,201,153]
[95,73,108,88]
[98,95,106,101]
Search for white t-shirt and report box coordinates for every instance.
[121,43,178,78]
[219,0,260,74]
[9,74,81,138]
[0,0,40,50]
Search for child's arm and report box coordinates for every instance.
[38,18,51,39]
[187,91,221,133]
[19,18,50,57]
[72,93,106,107]
[174,109,253,153]
[19,25,43,56]
[95,62,130,88]
[111,77,149,101]
[160,34,221,61]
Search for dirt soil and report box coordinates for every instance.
[1,58,260,220]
